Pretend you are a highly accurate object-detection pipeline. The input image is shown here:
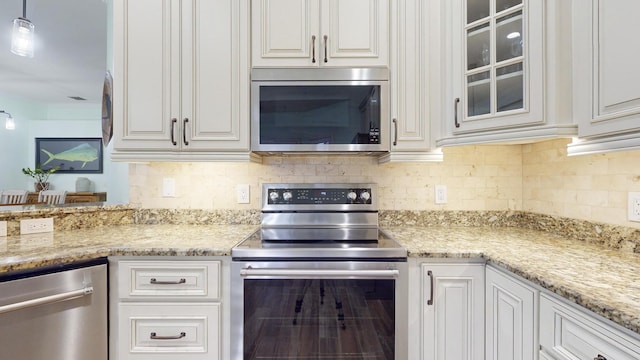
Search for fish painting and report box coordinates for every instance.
[41,143,98,168]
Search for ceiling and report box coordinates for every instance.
[0,0,107,106]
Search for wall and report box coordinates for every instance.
[523,138,640,228]
[0,98,128,205]
[128,144,523,211]
[129,139,640,230]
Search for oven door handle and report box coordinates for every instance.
[240,268,399,279]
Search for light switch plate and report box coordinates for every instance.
[237,184,250,204]
[628,192,640,222]
[435,185,447,204]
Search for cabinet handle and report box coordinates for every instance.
[594,356,607,360]
[150,278,186,285]
[392,118,398,146]
[454,97,461,128]
[183,118,189,146]
[323,35,328,63]
[311,35,316,63]
[427,270,434,305]
[150,332,186,340]
[170,118,177,145]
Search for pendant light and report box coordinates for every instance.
[1,110,15,130]
[11,0,35,58]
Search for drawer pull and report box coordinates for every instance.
[149,278,186,285]
[150,332,186,340]
[594,356,607,360]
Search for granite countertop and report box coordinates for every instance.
[1,224,639,336]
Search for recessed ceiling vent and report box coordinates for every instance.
[68,96,87,101]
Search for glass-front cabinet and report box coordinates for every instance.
[457,0,540,131]
[436,0,575,146]
[466,1,525,118]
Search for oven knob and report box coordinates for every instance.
[269,191,279,202]
[282,191,293,201]
[360,190,371,202]
[347,191,357,201]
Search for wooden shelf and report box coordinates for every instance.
[26,192,107,204]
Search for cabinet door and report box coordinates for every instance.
[320,0,389,67]
[113,0,178,151]
[447,0,543,134]
[251,0,320,67]
[485,266,537,360]
[387,0,434,156]
[182,0,250,151]
[573,0,640,138]
[422,263,485,360]
[540,293,640,360]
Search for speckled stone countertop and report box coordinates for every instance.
[384,226,640,335]
[0,224,258,273]
[1,223,639,336]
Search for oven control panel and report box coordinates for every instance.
[267,187,373,205]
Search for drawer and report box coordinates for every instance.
[118,303,220,360]
[540,293,640,360]
[118,261,220,300]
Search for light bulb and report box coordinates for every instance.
[5,117,16,130]
[11,18,35,58]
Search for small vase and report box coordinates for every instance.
[75,177,91,192]
[35,182,49,192]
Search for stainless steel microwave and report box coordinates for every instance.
[251,68,390,154]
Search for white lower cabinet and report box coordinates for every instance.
[485,265,538,360]
[410,259,485,360]
[109,258,229,360]
[539,293,640,360]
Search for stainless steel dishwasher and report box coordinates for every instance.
[0,258,108,360]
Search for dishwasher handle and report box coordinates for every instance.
[0,286,93,315]
[240,268,399,279]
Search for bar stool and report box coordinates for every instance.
[38,190,67,205]
[0,190,29,205]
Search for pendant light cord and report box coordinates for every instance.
[22,0,27,19]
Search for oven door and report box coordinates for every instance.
[231,260,407,359]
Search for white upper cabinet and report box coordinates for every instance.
[436,0,576,146]
[568,0,640,155]
[252,0,389,67]
[379,0,443,162]
[112,0,252,162]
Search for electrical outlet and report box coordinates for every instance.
[162,178,176,197]
[237,184,250,204]
[20,218,54,234]
[628,192,640,222]
[435,185,447,204]
[0,221,6,237]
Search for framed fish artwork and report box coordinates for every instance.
[35,138,103,173]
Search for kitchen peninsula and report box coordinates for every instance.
[1,206,639,341]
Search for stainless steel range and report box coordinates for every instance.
[231,183,407,360]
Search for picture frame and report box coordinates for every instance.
[35,137,103,174]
